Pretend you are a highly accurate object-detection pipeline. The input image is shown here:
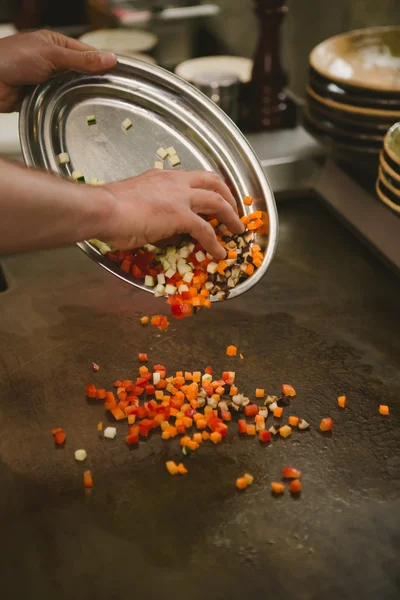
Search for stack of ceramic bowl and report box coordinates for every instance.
[377,122,400,215]
[303,26,400,171]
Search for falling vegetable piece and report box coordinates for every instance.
[92,362,100,372]
[320,418,333,432]
[57,152,70,165]
[226,345,237,357]
[138,353,149,362]
[338,395,346,408]
[72,170,85,183]
[289,479,302,494]
[282,384,296,397]
[243,196,253,206]
[75,449,87,462]
[236,477,248,490]
[104,427,117,439]
[122,118,132,130]
[83,470,93,488]
[379,405,389,415]
[140,316,149,325]
[271,482,285,494]
[86,115,96,125]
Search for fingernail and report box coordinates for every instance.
[99,52,118,68]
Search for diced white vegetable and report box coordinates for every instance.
[153,372,161,385]
[165,268,176,279]
[104,427,117,439]
[178,284,189,294]
[205,281,214,291]
[187,242,195,252]
[166,246,176,256]
[74,449,87,461]
[298,419,310,430]
[157,273,166,285]
[145,275,155,287]
[89,239,112,255]
[96,180,106,186]
[206,253,214,260]
[179,247,190,259]
[156,147,168,159]
[183,272,194,284]
[72,170,85,182]
[207,261,218,274]
[202,374,212,382]
[165,284,177,296]
[177,262,191,276]
[269,401,278,411]
[154,283,166,297]
[160,259,171,271]
[168,154,181,167]
[168,254,177,265]
[207,397,218,408]
[166,146,177,156]
[259,407,268,419]
[195,251,206,263]
[89,177,98,185]
[57,152,70,165]
[269,426,278,436]
[256,421,266,431]
[225,259,236,267]
[145,244,158,252]
[122,118,132,130]
[154,161,164,169]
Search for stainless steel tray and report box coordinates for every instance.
[19,56,278,300]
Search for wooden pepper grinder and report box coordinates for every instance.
[242,0,295,131]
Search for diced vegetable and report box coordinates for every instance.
[271,482,285,494]
[379,405,389,415]
[289,479,302,494]
[226,345,237,357]
[75,449,87,461]
[140,316,149,325]
[279,425,292,438]
[72,170,85,183]
[288,416,299,426]
[282,467,301,479]
[168,154,181,167]
[320,418,333,432]
[57,152,70,164]
[145,275,155,287]
[92,362,100,372]
[244,473,254,485]
[338,395,346,408]
[255,388,265,398]
[104,427,117,439]
[83,470,93,488]
[166,146,177,156]
[86,115,96,125]
[97,421,103,432]
[273,407,283,418]
[122,118,132,130]
[259,430,271,443]
[52,428,67,445]
[243,196,253,206]
[236,477,248,490]
[282,384,296,397]
[298,419,310,430]
[156,147,168,159]
[154,161,164,169]
[138,353,149,362]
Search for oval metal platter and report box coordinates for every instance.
[19,56,278,301]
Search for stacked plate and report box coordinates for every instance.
[377,122,400,215]
[303,26,400,170]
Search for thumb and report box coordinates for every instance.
[52,47,117,74]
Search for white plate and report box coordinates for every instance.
[175,56,253,84]
[79,29,158,55]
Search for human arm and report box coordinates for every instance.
[0,159,243,258]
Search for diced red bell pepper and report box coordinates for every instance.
[244,403,259,417]
[126,433,139,445]
[320,417,333,432]
[146,400,157,412]
[138,353,149,362]
[145,385,155,396]
[158,316,169,330]
[96,388,106,400]
[137,406,148,419]
[105,251,119,263]
[85,384,97,398]
[135,378,148,388]
[205,366,213,375]
[154,364,167,373]
[259,430,271,443]
[104,392,117,410]
[139,424,150,437]
[215,422,228,437]
[125,405,139,415]
[282,467,301,479]
[117,390,128,402]
[202,382,214,397]
[132,264,145,279]
[53,429,67,445]
[289,479,302,494]
[238,419,247,434]
[121,258,132,273]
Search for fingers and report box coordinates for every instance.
[44,30,96,53]
[191,190,244,234]
[185,214,226,260]
[48,46,117,74]
[188,170,238,214]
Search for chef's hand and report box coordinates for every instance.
[102,169,244,259]
[0,30,117,113]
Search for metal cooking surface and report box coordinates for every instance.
[0,197,399,599]
[19,57,277,300]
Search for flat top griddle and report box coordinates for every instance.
[0,196,399,600]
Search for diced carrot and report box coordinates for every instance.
[240,215,250,226]
[83,470,93,488]
[245,404,258,417]
[227,250,238,260]
[166,461,178,475]
[221,411,232,421]
[217,260,228,275]
[379,405,389,415]
[320,418,333,431]
[282,467,301,479]
[111,406,127,420]
[246,424,256,436]
[273,407,283,418]
[177,463,188,475]
[202,431,210,440]
[128,414,136,425]
[226,345,237,357]
[236,477,248,490]
[288,416,299,427]
[271,482,285,494]
[210,431,222,444]
[248,210,262,220]
[96,388,106,400]
[104,392,117,410]
[255,388,265,398]
[161,430,170,440]
[252,244,261,253]
[253,256,263,268]
[248,219,263,230]
[209,218,219,228]
[187,440,199,451]
[193,433,202,444]
[85,384,96,399]
[167,426,177,438]
[279,425,292,438]
[140,316,149,325]
[282,384,296,397]
[289,479,302,494]
[245,264,254,276]
[338,395,346,408]
[243,196,253,206]
[180,435,191,447]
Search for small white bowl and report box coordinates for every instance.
[175,55,253,85]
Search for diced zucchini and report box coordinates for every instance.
[207,261,218,274]
[89,177,98,185]
[177,262,191,276]
[160,259,171,271]
[154,161,164,169]
[72,170,85,183]
[187,242,195,252]
[179,246,190,259]
[165,268,176,279]
[57,152,70,165]
[195,251,206,263]
[86,115,96,125]
[178,284,189,294]
[156,147,168,160]
[166,146,177,156]
[89,239,112,255]
[145,275,155,287]
[202,374,212,382]
[205,281,214,290]
[183,271,194,284]
[122,118,132,130]
[166,246,176,256]
[154,283,166,297]
[165,284,177,296]
[168,154,181,167]
[157,273,166,285]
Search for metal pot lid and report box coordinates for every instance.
[19,56,278,301]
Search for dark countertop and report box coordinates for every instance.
[0,197,399,600]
